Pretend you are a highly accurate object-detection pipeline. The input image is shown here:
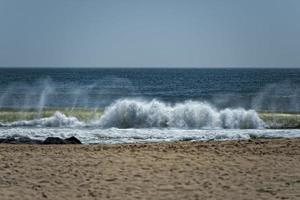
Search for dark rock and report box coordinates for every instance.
[64,136,81,144]
[0,136,42,144]
[0,136,82,145]
[0,137,15,143]
[180,137,194,141]
[43,137,66,144]
[0,137,15,144]
[16,137,43,144]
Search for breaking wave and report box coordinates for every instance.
[94,99,265,129]
[0,111,84,127]
[0,99,265,129]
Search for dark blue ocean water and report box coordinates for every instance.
[0,68,300,111]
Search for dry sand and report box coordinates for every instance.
[0,139,300,200]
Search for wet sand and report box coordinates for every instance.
[0,139,300,200]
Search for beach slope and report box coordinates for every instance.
[0,139,300,200]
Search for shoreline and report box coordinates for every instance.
[0,134,300,145]
[1,138,300,199]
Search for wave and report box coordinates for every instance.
[93,99,265,129]
[0,99,265,129]
[0,111,84,127]
[2,128,300,144]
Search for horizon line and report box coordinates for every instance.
[0,66,299,69]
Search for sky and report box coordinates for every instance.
[0,0,299,68]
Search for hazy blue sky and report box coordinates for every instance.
[0,0,299,68]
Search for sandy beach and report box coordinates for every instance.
[0,139,300,200]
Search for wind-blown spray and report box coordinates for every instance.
[93,99,265,129]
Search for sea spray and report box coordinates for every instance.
[0,99,265,129]
[252,81,300,112]
[93,99,265,129]
[37,79,54,118]
[0,111,84,127]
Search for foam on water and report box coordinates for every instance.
[3,99,300,144]
[0,99,265,129]
[93,99,265,129]
[1,127,300,144]
[0,111,84,127]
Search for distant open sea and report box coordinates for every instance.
[1,68,300,111]
[1,68,300,144]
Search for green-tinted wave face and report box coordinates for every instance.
[1,108,300,129]
[0,108,103,123]
[259,112,300,129]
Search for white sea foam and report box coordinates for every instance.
[93,99,265,129]
[0,99,298,144]
[0,99,265,129]
[1,127,300,144]
[0,111,84,127]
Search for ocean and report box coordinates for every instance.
[0,68,300,143]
